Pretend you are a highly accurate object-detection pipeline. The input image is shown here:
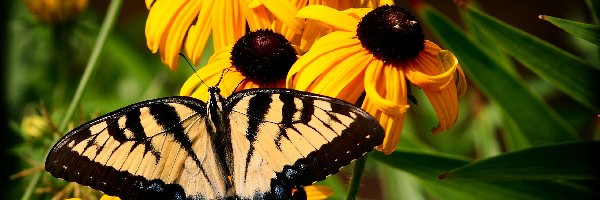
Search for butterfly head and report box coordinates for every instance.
[208,86,225,111]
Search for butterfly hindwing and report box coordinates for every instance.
[45,97,231,199]
[225,89,385,198]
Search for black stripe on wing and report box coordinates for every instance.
[225,88,385,188]
[45,96,207,199]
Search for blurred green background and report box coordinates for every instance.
[2,0,598,199]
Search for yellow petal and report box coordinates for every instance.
[145,0,154,10]
[100,195,121,200]
[403,43,461,134]
[299,19,330,52]
[364,59,409,115]
[309,51,370,102]
[246,4,273,30]
[164,0,203,70]
[404,50,457,91]
[185,0,214,65]
[212,0,246,51]
[145,0,182,53]
[287,31,359,89]
[341,7,372,21]
[305,185,334,200]
[363,61,409,154]
[180,60,231,100]
[261,0,303,34]
[296,5,358,32]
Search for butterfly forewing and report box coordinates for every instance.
[225,89,385,198]
[45,97,231,199]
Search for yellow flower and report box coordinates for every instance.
[145,0,306,70]
[23,0,88,24]
[180,29,297,101]
[288,5,467,154]
[144,0,394,70]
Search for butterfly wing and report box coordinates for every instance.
[45,96,231,200]
[225,89,385,199]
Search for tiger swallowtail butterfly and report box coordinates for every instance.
[45,87,385,199]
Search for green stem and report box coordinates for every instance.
[346,155,368,200]
[21,1,123,200]
[58,0,123,131]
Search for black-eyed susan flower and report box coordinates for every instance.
[180,29,298,101]
[145,0,306,70]
[144,0,395,70]
[23,0,88,24]
[288,5,467,154]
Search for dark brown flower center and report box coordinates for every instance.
[356,5,425,64]
[230,29,297,84]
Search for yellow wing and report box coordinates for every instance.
[46,97,231,200]
[225,89,385,199]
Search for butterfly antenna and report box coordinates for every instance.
[215,68,231,87]
[179,53,208,88]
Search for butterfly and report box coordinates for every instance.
[45,86,385,199]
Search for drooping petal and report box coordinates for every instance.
[363,60,409,154]
[404,43,461,134]
[296,5,359,32]
[287,31,361,89]
[404,44,458,91]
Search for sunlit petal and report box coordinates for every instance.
[261,0,303,34]
[212,0,246,51]
[185,0,214,65]
[164,0,203,69]
[288,31,360,88]
[297,5,359,32]
[310,51,370,102]
[305,185,334,200]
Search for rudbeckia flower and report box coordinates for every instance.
[145,0,394,70]
[145,0,309,70]
[180,29,298,101]
[287,5,467,154]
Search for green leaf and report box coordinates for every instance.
[417,4,578,145]
[586,0,600,24]
[440,141,600,180]
[372,150,599,200]
[540,15,600,45]
[464,6,600,112]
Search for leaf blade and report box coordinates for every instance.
[540,15,600,45]
[441,141,600,180]
[417,4,578,145]
[464,6,600,112]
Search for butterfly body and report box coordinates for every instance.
[46,88,385,200]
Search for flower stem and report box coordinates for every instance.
[346,155,368,200]
[58,0,123,131]
[21,1,123,200]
